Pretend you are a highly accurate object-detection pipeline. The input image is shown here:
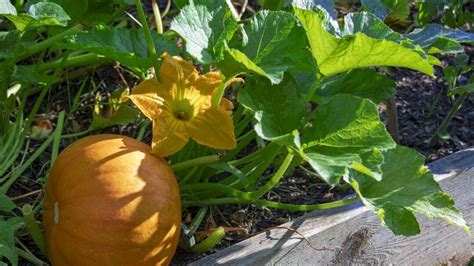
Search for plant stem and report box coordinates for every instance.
[36,53,108,72]
[15,248,45,265]
[191,226,225,253]
[15,0,24,10]
[179,166,198,185]
[22,204,47,256]
[1,127,55,193]
[212,72,227,108]
[247,152,293,199]
[221,130,256,162]
[183,195,360,211]
[306,72,321,102]
[188,207,208,235]
[429,92,468,146]
[51,111,65,165]
[16,25,82,63]
[171,155,220,172]
[61,129,91,139]
[151,0,163,34]
[427,87,444,118]
[134,0,160,76]
[385,96,400,143]
[225,0,240,20]
[136,119,151,141]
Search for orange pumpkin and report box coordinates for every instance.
[42,134,181,265]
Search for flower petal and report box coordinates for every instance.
[160,53,198,87]
[128,79,170,119]
[151,111,189,157]
[192,71,222,95]
[187,107,236,150]
[220,98,234,113]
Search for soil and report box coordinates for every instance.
[5,1,473,265]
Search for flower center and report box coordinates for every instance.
[174,110,189,121]
[171,99,194,121]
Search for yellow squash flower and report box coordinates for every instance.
[128,53,237,157]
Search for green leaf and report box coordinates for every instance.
[0,217,23,265]
[49,0,128,26]
[257,0,285,10]
[0,30,22,60]
[89,89,138,131]
[291,0,336,19]
[222,10,310,84]
[300,95,395,184]
[416,0,445,26]
[382,0,409,23]
[406,23,474,49]
[0,194,15,212]
[48,0,88,21]
[449,83,474,96]
[295,8,434,77]
[294,8,338,64]
[237,75,307,145]
[313,69,396,104]
[170,0,238,64]
[348,146,470,236]
[61,26,178,70]
[13,65,60,86]
[427,37,464,54]
[322,33,433,76]
[354,149,385,181]
[174,0,189,8]
[343,12,401,42]
[4,2,70,31]
[361,0,391,20]
[0,0,16,15]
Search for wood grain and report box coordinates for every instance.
[192,148,474,265]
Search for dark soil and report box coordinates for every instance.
[7,1,474,266]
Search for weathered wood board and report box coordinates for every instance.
[193,148,474,265]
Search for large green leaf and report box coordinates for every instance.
[170,0,238,64]
[4,2,70,31]
[300,95,395,185]
[361,0,391,20]
[13,65,60,86]
[0,31,22,60]
[343,12,401,42]
[406,23,474,48]
[359,0,410,23]
[291,0,335,19]
[61,26,178,70]
[314,69,396,104]
[348,146,469,236]
[0,0,16,15]
[295,8,434,77]
[48,0,128,26]
[237,75,307,145]
[416,0,446,26]
[0,217,23,265]
[222,10,310,84]
[382,0,409,23]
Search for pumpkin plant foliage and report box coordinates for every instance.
[1,0,473,264]
[160,0,470,237]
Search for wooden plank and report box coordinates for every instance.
[192,148,474,265]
